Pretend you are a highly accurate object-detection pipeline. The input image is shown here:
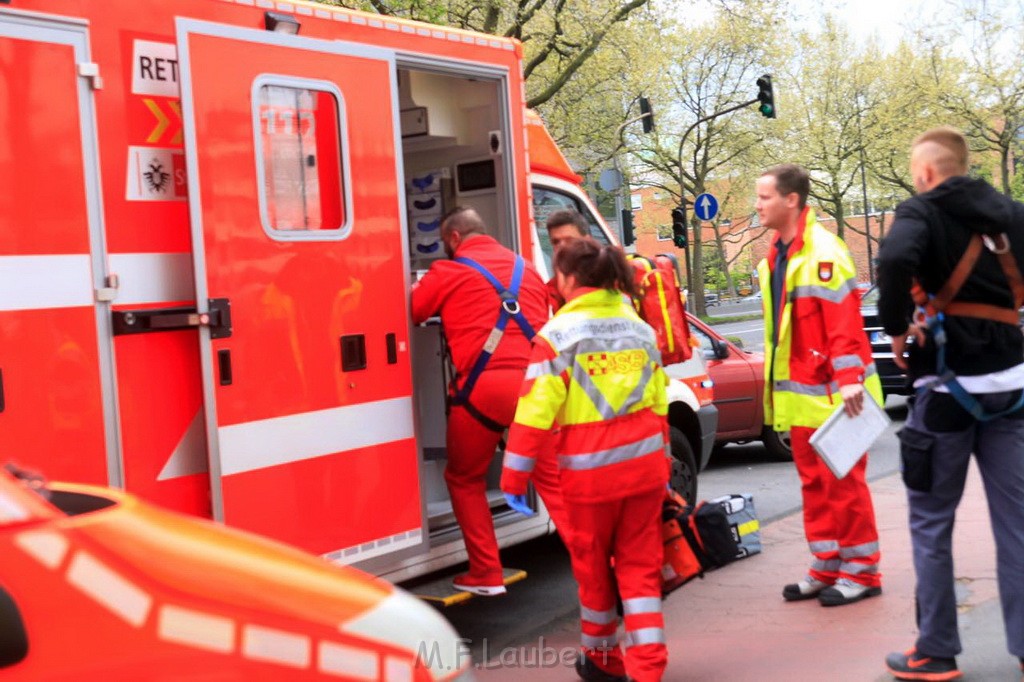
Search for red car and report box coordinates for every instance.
[687,315,792,460]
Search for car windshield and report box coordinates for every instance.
[861,286,879,306]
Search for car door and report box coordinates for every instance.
[689,321,759,440]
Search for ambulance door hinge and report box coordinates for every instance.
[78,61,103,90]
[95,274,119,303]
[112,298,232,338]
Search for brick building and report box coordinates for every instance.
[628,186,893,293]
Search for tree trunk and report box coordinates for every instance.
[1002,144,1013,196]
[714,231,736,297]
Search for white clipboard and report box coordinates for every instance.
[808,395,890,479]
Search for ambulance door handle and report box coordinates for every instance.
[340,335,366,372]
[217,350,233,386]
[386,333,398,365]
[0,368,5,413]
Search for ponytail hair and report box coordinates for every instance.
[553,239,637,299]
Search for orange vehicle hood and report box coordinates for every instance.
[526,109,583,185]
[50,482,393,631]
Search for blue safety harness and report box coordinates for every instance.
[449,255,536,432]
[915,232,1024,421]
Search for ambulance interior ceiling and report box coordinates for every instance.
[398,68,509,252]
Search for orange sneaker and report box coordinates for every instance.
[452,573,507,596]
[885,648,961,681]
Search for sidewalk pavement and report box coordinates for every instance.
[474,463,1020,681]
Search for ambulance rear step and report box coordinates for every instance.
[411,567,527,607]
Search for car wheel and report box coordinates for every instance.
[762,426,792,461]
[669,426,698,503]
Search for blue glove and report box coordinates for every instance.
[504,493,536,517]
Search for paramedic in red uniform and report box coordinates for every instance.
[501,239,670,682]
[411,206,567,596]
[755,164,884,606]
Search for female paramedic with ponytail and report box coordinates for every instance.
[501,239,670,682]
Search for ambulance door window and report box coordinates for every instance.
[254,79,350,239]
[533,187,610,273]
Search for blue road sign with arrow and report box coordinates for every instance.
[694,193,719,221]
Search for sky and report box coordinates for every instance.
[826,0,924,48]
[685,0,948,51]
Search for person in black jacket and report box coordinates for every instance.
[877,127,1024,681]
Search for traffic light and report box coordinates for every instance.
[638,97,655,134]
[756,74,776,119]
[671,206,688,249]
[621,208,635,246]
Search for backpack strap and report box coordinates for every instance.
[448,255,536,430]
[912,232,1024,421]
[914,233,1024,325]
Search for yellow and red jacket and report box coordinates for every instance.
[757,208,883,431]
[500,288,670,504]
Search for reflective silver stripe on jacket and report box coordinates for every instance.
[559,433,664,471]
[581,605,618,625]
[581,633,618,649]
[774,379,839,397]
[775,361,878,397]
[571,360,654,420]
[503,452,536,473]
[831,354,864,370]
[621,597,662,617]
[790,279,856,305]
[547,317,656,353]
[839,541,880,559]
[525,355,571,381]
[624,628,666,647]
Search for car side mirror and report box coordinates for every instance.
[711,338,730,359]
[0,586,28,668]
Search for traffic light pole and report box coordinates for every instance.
[675,97,760,166]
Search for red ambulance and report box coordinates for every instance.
[0,0,715,591]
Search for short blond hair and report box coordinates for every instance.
[912,127,969,176]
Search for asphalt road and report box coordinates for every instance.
[712,318,766,353]
[439,388,909,663]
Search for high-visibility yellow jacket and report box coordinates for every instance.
[757,208,883,431]
[500,288,670,503]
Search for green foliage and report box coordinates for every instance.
[318,0,653,110]
[703,249,728,292]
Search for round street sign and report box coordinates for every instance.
[598,168,623,192]
[694,193,719,221]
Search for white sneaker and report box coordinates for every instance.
[818,577,881,606]
[782,576,830,601]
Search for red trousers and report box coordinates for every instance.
[791,425,881,587]
[446,369,571,580]
[566,488,667,682]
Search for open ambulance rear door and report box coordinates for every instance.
[178,20,425,564]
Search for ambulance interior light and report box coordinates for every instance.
[264,11,300,35]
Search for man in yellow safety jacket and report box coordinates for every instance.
[756,163,884,607]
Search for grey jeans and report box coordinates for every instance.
[901,388,1024,659]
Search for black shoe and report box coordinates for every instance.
[575,654,628,682]
[885,648,961,680]
[818,578,882,606]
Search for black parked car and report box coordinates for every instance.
[860,286,911,399]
